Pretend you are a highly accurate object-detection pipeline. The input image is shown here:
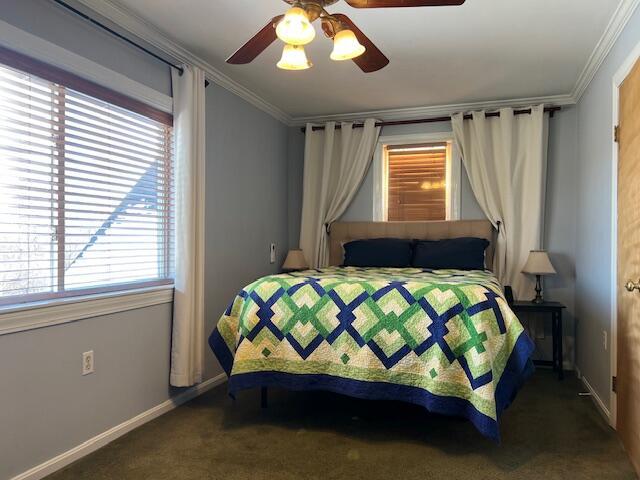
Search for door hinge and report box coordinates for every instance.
[612,375,617,393]
[614,125,620,143]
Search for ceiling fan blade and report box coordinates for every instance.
[333,14,389,73]
[227,16,283,65]
[345,0,465,7]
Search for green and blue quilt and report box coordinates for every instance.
[209,267,534,440]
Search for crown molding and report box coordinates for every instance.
[68,0,576,128]
[571,0,640,102]
[293,0,640,125]
[73,0,638,127]
[289,93,576,126]
[74,0,293,125]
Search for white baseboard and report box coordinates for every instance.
[576,367,611,423]
[11,373,227,480]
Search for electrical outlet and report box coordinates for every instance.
[82,350,94,376]
[603,331,608,351]
[270,243,276,264]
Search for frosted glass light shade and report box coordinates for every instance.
[277,44,312,70]
[522,250,556,275]
[282,249,309,270]
[276,6,316,46]
[330,29,366,61]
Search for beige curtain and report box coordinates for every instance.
[299,119,381,267]
[451,105,548,299]
[170,65,206,387]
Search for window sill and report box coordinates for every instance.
[0,285,174,336]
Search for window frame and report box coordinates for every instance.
[0,284,174,336]
[372,132,461,222]
[0,47,175,322]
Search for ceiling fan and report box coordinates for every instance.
[227,0,466,72]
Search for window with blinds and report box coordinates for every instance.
[0,58,174,306]
[386,142,449,222]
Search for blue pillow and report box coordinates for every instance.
[412,237,489,270]
[343,238,414,268]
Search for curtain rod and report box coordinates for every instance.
[51,0,210,87]
[300,106,562,133]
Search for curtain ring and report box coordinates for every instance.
[496,220,502,234]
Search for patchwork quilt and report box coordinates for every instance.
[209,267,534,440]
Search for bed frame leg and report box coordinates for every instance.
[260,387,268,409]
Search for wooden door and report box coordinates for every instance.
[618,57,640,474]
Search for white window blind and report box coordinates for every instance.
[0,61,174,306]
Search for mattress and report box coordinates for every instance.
[209,267,534,441]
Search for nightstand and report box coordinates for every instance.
[511,300,566,380]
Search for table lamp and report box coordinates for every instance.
[522,250,556,304]
[282,249,308,272]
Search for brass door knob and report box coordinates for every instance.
[625,280,640,292]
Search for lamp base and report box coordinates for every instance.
[531,274,544,304]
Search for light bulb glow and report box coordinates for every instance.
[420,180,446,191]
[277,44,312,70]
[276,6,316,46]
[330,29,366,61]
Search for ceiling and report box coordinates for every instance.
[107,0,620,119]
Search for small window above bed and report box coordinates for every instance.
[373,133,461,222]
[387,142,449,221]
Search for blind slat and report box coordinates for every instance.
[1,176,174,198]
[0,90,169,141]
[4,163,172,192]
[2,183,173,204]
[3,260,172,276]
[2,144,172,179]
[1,205,174,220]
[4,116,169,155]
[1,252,164,263]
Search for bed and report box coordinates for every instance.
[209,220,534,441]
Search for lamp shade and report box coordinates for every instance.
[277,44,312,70]
[522,250,556,275]
[330,29,366,61]
[282,249,309,270]
[275,6,316,46]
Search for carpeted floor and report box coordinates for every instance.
[46,370,636,480]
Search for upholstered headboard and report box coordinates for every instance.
[328,220,496,270]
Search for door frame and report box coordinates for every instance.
[610,38,640,429]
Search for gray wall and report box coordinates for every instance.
[574,7,640,408]
[0,1,290,478]
[286,109,579,366]
[203,85,289,379]
[0,305,174,480]
[544,107,578,365]
[288,126,305,249]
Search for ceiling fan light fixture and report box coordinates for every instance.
[330,29,366,61]
[275,6,316,46]
[277,44,312,70]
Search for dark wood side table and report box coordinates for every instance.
[511,301,566,380]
